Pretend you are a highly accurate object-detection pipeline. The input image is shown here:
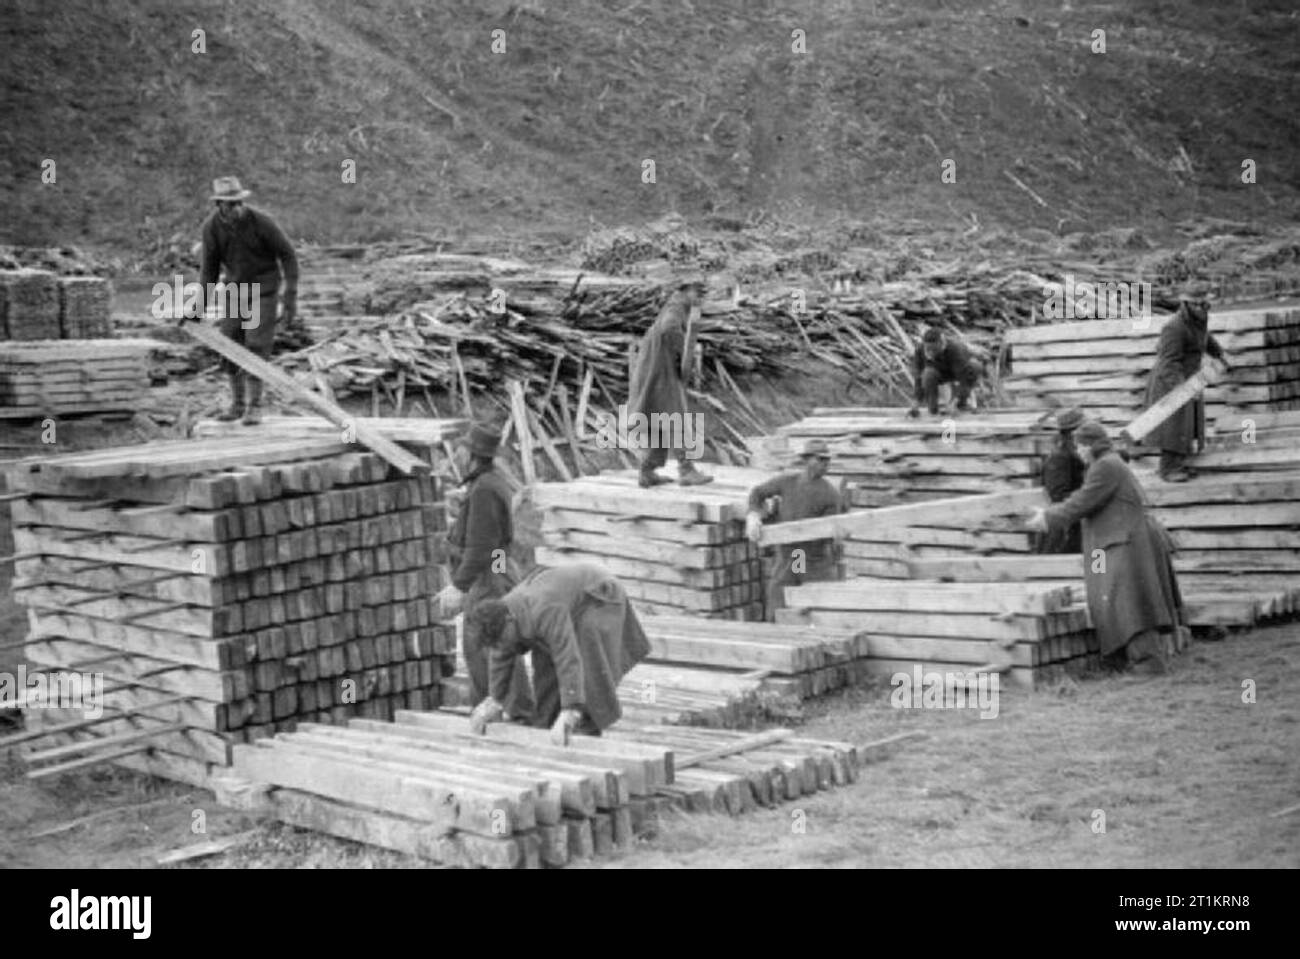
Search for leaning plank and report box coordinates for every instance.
[1122,360,1219,443]
[181,320,426,474]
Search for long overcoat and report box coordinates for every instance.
[1044,450,1183,656]
[628,291,693,421]
[1142,304,1224,455]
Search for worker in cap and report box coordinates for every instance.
[628,280,714,487]
[198,176,299,425]
[745,438,845,621]
[908,326,984,418]
[1036,407,1087,554]
[466,563,651,744]
[1028,420,1184,675]
[1142,277,1231,482]
[436,423,534,721]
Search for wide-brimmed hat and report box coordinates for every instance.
[1055,407,1085,432]
[922,327,943,345]
[465,424,502,459]
[210,176,252,202]
[800,438,833,459]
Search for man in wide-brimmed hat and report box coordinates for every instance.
[745,438,845,621]
[908,326,984,418]
[628,279,714,487]
[1028,420,1185,675]
[199,176,299,425]
[435,423,534,721]
[1037,407,1087,554]
[1142,278,1230,482]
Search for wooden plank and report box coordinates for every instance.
[1123,361,1220,443]
[181,321,426,475]
[785,580,1073,615]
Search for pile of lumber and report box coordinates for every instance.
[772,408,1054,507]
[0,268,61,340]
[1003,306,1300,426]
[0,339,152,417]
[223,708,859,867]
[57,276,113,338]
[6,433,456,786]
[532,466,769,621]
[780,576,1096,688]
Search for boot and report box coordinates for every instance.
[241,378,263,425]
[216,371,245,422]
[638,459,673,487]
[677,461,714,486]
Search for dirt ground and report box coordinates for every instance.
[3,619,1296,869]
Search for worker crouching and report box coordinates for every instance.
[1029,421,1184,675]
[465,563,651,744]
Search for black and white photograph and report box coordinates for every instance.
[0,0,1295,917]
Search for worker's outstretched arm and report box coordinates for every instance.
[1044,456,1122,531]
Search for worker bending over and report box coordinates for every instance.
[908,327,983,418]
[466,563,651,744]
[746,438,845,621]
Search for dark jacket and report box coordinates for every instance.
[749,471,844,566]
[1038,440,1085,553]
[913,338,980,398]
[1142,304,1224,455]
[200,206,299,312]
[628,291,694,420]
[1044,450,1183,655]
[490,564,651,730]
[448,467,514,593]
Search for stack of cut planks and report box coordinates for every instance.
[532,466,769,621]
[774,408,1055,507]
[225,708,860,867]
[57,276,114,338]
[780,575,1096,688]
[1003,306,1300,426]
[7,433,456,786]
[0,339,152,417]
[0,268,61,340]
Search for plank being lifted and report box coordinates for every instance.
[181,320,427,475]
[1122,360,1222,443]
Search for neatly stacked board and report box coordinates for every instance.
[1003,306,1300,426]
[0,268,61,339]
[779,576,1096,688]
[57,276,114,338]
[774,408,1055,507]
[225,708,859,867]
[7,434,454,786]
[533,466,769,620]
[0,339,152,417]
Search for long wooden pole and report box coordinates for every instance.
[1122,360,1221,444]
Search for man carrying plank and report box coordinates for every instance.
[628,280,713,487]
[1142,279,1230,482]
[908,326,984,418]
[436,424,534,722]
[746,439,845,622]
[466,563,651,744]
[199,176,299,426]
[1028,421,1184,675]
[1037,407,1086,554]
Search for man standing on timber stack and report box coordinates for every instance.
[1037,407,1086,554]
[908,327,984,418]
[436,424,533,722]
[1028,421,1185,675]
[199,176,299,426]
[746,438,845,621]
[1142,279,1230,482]
[629,280,713,487]
[466,563,651,744]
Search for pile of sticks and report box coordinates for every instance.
[5,433,457,785]
[223,708,860,868]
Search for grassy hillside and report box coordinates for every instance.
[2,0,1298,258]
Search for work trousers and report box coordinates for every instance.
[916,365,979,414]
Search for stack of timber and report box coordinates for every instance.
[0,268,61,340]
[533,466,769,621]
[6,433,456,786]
[224,708,859,867]
[773,409,1055,507]
[780,575,1094,688]
[0,339,152,418]
[1003,306,1300,426]
[57,276,114,338]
